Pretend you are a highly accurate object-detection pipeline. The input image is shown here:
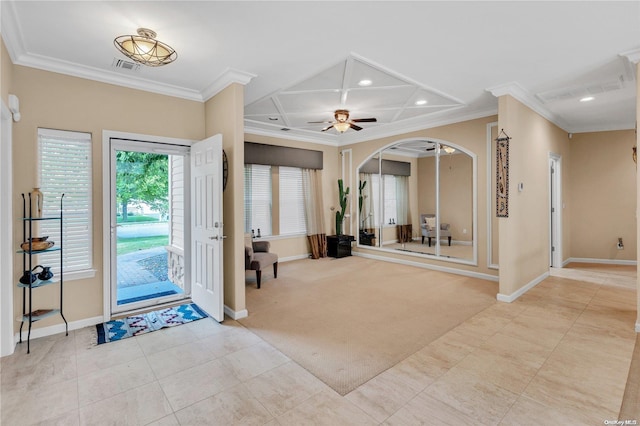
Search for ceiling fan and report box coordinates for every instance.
[309,109,377,133]
[426,143,456,154]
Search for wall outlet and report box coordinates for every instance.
[462,228,467,234]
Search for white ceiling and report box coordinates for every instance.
[2,1,639,145]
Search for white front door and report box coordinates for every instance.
[191,135,224,321]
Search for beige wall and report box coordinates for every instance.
[244,133,340,259]
[11,65,205,332]
[1,37,13,104]
[569,130,636,261]
[344,115,498,277]
[205,84,245,315]
[497,95,570,297]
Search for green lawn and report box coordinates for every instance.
[116,215,160,224]
[117,235,168,255]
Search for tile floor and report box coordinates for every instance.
[0,271,637,425]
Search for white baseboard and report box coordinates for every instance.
[496,271,549,303]
[278,253,310,263]
[13,315,103,344]
[224,305,248,320]
[354,251,498,282]
[565,257,637,266]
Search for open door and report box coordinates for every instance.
[191,135,224,321]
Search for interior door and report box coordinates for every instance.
[191,134,224,321]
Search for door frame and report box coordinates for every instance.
[1,100,14,356]
[549,153,563,268]
[102,131,195,321]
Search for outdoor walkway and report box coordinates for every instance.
[116,246,183,304]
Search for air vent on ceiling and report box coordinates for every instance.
[536,76,625,103]
[111,58,141,72]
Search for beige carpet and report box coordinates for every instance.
[239,256,497,395]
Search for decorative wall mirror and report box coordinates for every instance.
[356,139,477,265]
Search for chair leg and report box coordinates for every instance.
[273,262,278,278]
[448,236,451,246]
[256,270,261,289]
[421,236,424,244]
[428,237,432,247]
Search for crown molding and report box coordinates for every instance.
[486,81,570,132]
[244,121,339,147]
[16,52,205,101]
[0,0,25,63]
[621,47,640,65]
[245,106,499,148]
[202,68,257,101]
[564,122,635,134]
[339,106,498,147]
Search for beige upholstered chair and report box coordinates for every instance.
[244,234,278,289]
[420,213,452,247]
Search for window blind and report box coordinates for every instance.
[383,175,397,224]
[244,164,272,236]
[279,166,306,235]
[37,128,93,275]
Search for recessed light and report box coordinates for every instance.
[580,96,594,102]
[415,99,428,106]
[358,79,372,87]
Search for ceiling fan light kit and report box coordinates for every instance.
[310,109,377,134]
[114,28,177,67]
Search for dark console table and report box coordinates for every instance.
[327,234,355,258]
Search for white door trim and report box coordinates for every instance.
[101,130,194,321]
[1,100,15,356]
[549,153,563,268]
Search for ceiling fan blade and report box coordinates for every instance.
[350,123,363,131]
[426,147,435,151]
[308,120,334,124]
[321,125,335,132]
[351,118,377,123]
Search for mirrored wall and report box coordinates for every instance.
[356,139,477,265]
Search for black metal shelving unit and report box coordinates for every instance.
[18,193,67,353]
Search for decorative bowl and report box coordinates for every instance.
[21,241,54,251]
[29,236,49,242]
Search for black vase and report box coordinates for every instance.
[19,271,37,284]
[37,266,53,281]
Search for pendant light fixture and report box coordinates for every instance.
[114,28,177,67]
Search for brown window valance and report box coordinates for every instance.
[360,158,411,176]
[245,142,323,170]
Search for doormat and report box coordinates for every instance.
[96,303,207,345]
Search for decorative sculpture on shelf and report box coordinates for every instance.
[32,187,43,218]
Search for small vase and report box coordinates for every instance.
[32,188,43,218]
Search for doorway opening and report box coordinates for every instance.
[110,139,190,314]
[549,153,562,268]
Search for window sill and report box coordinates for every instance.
[253,233,306,242]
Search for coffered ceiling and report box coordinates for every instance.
[2,1,639,145]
